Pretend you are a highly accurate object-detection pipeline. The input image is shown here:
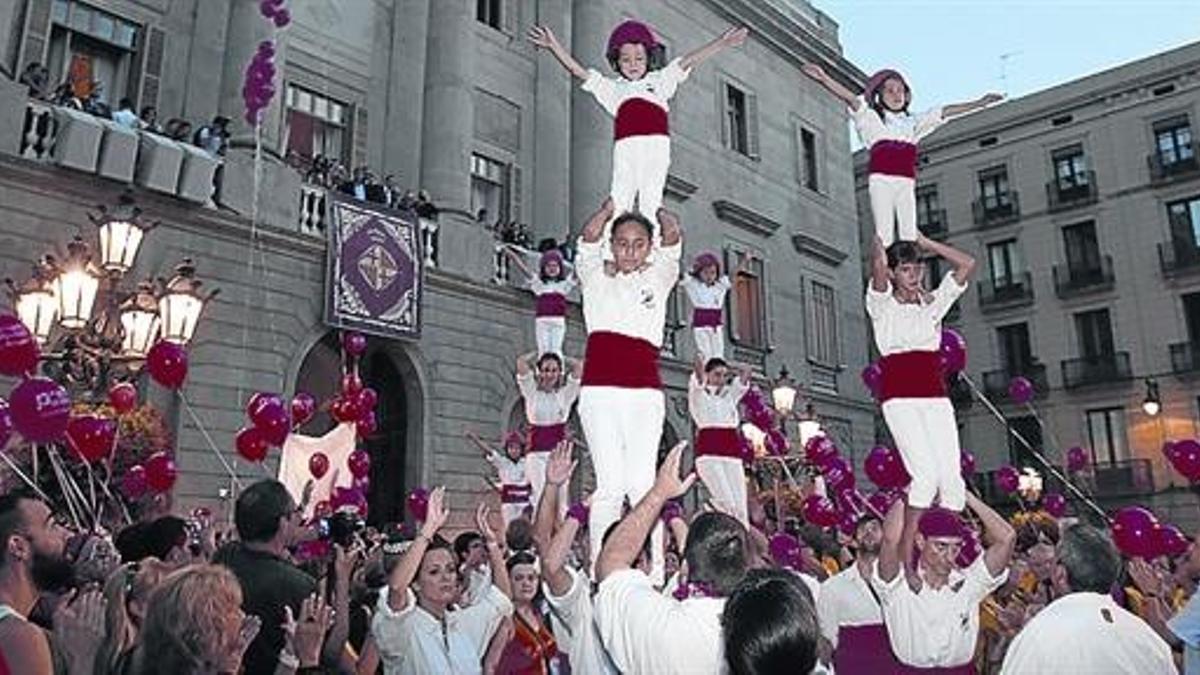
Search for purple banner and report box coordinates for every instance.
[325,198,422,338]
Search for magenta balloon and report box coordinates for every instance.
[272,8,291,27]
[861,362,883,397]
[804,435,838,465]
[960,449,977,478]
[146,341,188,389]
[348,449,371,479]
[865,445,910,490]
[0,398,11,449]
[258,0,279,19]
[1008,376,1035,404]
[994,465,1020,494]
[342,331,368,357]
[802,495,839,527]
[768,533,801,567]
[145,451,177,493]
[406,487,429,521]
[1066,446,1090,473]
[308,452,330,479]
[108,382,138,415]
[10,377,71,443]
[258,411,291,447]
[765,428,787,456]
[235,426,271,462]
[291,393,316,426]
[866,491,894,517]
[822,456,855,492]
[1042,492,1067,518]
[1156,524,1190,558]
[66,415,117,463]
[247,392,286,426]
[0,314,40,377]
[1112,506,1160,558]
[939,328,968,375]
[1170,440,1200,482]
[121,465,148,499]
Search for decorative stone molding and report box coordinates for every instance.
[791,232,847,266]
[712,199,782,237]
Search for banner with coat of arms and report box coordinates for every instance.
[325,198,422,338]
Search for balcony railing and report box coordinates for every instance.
[1159,240,1200,277]
[20,100,56,160]
[982,363,1048,401]
[1170,341,1200,375]
[1092,459,1154,497]
[1046,171,1098,211]
[972,191,1020,228]
[917,208,947,238]
[1060,352,1133,389]
[1052,255,1115,298]
[298,184,327,235]
[978,272,1034,311]
[1148,143,1200,184]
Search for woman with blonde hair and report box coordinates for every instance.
[95,557,173,675]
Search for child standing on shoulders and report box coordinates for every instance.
[679,251,750,361]
[505,247,578,356]
[468,430,532,528]
[802,63,1002,246]
[687,354,752,526]
[516,350,583,519]
[529,21,747,222]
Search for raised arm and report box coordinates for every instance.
[527,25,589,80]
[943,92,1004,118]
[580,198,615,244]
[876,498,905,584]
[692,354,706,381]
[917,234,977,285]
[386,487,447,610]
[965,492,1015,577]
[565,355,584,380]
[516,351,538,377]
[800,62,861,110]
[679,27,748,70]
[870,235,889,292]
[657,208,682,247]
[597,442,695,581]
[476,503,513,598]
[537,442,580,596]
[503,246,535,280]
[466,431,498,459]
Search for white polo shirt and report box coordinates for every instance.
[516,372,581,426]
[529,276,577,301]
[543,566,619,675]
[485,452,527,487]
[372,583,512,675]
[818,562,884,649]
[851,96,945,149]
[1000,592,1175,674]
[680,275,731,311]
[687,374,749,429]
[872,558,1007,668]
[865,273,967,356]
[581,58,691,120]
[594,568,725,674]
[576,238,681,346]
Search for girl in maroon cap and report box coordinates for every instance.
[505,247,577,356]
[680,251,751,361]
[802,64,1002,245]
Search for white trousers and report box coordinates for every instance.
[524,450,569,520]
[535,316,566,357]
[578,386,665,582]
[695,456,748,527]
[881,397,966,511]
[610,135,671,222]
[501,502,530,529]
[692,326,725,363]
[868,173,917,247]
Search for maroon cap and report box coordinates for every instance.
[863,69,910,105]
[918,507,964,539]
[607,20,659,62]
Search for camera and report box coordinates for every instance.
[319,510,366,547]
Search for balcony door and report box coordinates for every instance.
[1062,221,1102,276]
[997,323,1033,375]
[1074,309,1114,360]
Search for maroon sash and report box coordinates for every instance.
[879,351,947,402]
[501,484,532,504]
[529,423,566,452]
[834,623,904,675]
[869,140,919,178]
[692,307,723,328]
[614,98,669,140]
[695,428,741,459]
[582,331,662,389]
[535,292,567,318]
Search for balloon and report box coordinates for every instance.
[146,341,188,389]
[247,392,285,425]
[1066,446,1090,473]
[355,411,377,438]
[108,382,138,415]
[1111,506,1160,558]
[960,449,977,478]
[355,387,378,412]
[272,8,291,27]
[235,426,271,462]
[331,487,367,517]
[661,500,684,524]
[257,409,291,447]
[821,456,855,492]
[1156,524,1190,558]
[341,373,363,396]
[353,474,370,493]
[838,510,860,537]
[994,465,1020,494]
[308,452,329,479]
[145,451,177,493]
[66,415,117,463]
[765,428,787,455]
[312,500,332,520]
[864,445,910,490]
[342,331,368,357]
[406,487,429,521]
[866,491,894,517]
[804,435,838,466]
[956,529,982,568]
[939,328,968,375]
[121,465,148,499]
[861,362,883,398]
[1163,441,1179,461]
[0,314,40,377]
[0,398,11,449]
[802,495,839,527]
[291,393,316,426]
[768,533,802,568]
[1008,376,1035,404]
[1169,440,1200,482]
[259,0,280,18]
[1042,492,1067,518]
[9,376,71,443]
[330,397,361,424]
[348,449,371,478]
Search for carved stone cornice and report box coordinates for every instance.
[712,199,782,237]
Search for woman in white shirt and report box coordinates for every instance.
[371,489,513,674]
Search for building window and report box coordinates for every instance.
[1086,407,1129,464]
[1052,145,1089,190]
[1184,292,1200,345]
[723,83,759,158]
[1008,415,1043,467]
[806,281,838,365]
[986,239,1021,287]
[1154,115,1194,168]
[1062,221,1102,274]
[731,254,767,349]
[977,166,1012,210]
[286,85,347,164]
[997,323,1033,374]
[1074,308,1115,358]
[471,154,508,224]
[476,0,502,29]
[799,127,819,191]
[1167,196,1200,249]
[46,0,141,106]
[916,184,942,233]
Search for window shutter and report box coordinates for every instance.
[136,26,165,109]
[19,0,53,70]
[746,91,761,160]
[759,257,772,349]
[725,247,741,341]
[507,164,522,222]
[353,105,368,168]
[719,84,730,149]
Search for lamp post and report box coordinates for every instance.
[1141,378,1161,417]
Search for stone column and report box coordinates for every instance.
[532,0,571,241]
[569,0,615,236]
[375,0,429,189]
[218,0,289,151]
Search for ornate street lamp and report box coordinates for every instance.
[119,281,161,358]
[6,261,59,344]
[52,236,101,329]
[91,191,157,274]
[1142,378,1161,417]
[771,365,798,417]
[796,402,824,448]
[157,259,215,346]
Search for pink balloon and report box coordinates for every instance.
[1169,440,1200,482]
[994,465,1020,494]
[0,398,11,449]
[1066,446,1090,473]
[259,0,280,19]
[145,451,177,493]
[348,449,371,479]
[272,8,291,27]
[866,491,895,517]
[291,393,316,426]
[355,411,377,439]
[1156,524,1190,558]
[256,408,292,447]
[956,529,982,568]
[939,328,968,375]
[10,376,71,443]
[309,452,330,479]
[838,510,860,537]
[1112,506,1160,558]
[330,397,360,424]
[0,314,40,377]
[356,387,378,412]
[247,392,287,426]
[341,373,363,396]
[960,449,977,478]
[108,382,138,415]
[146,341,188,389]
[804,435,838,465]
[352,474,370,493]
[802,495,839,527]
[121,464,148,499]
[406,487,429,521]
[1008,376,1035,404]
[821,456,855,492]
[1042,492,1067,518]
[342,331,368,357]
[331,486,367,517]
[768,533,802,568]
[861,361,883,398]
[66,415,117,463]
[864,445,910,490]
[235,426,271,462]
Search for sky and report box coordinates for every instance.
[813,1,1200,111]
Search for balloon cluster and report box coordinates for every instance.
[863,328,967,401]
[0,314,40,377]
[243,41,278,126]
[122,451,177,497]
[1164,439,1200,482]
[1110,506,1191,560]
[864,445,910,490]
[739,388,785,455]
[260,0,291,27]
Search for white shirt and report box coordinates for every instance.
[687,373,749,429]
[1170,591,1200,675]
[594,568,726,675]
[872,558,1008,668]
[461,566,492,608]
[529,276,577,299]
[818,562,884,649]
[277,423,357,520]
[576,238,681,347]
[865,272,967,356]
[680,275,731,311]
[581,58,691,119]
[112,108,139,129]
[544,566,619,675]
[1001,592,1176,675]
[372,584,513,675]
[851,96,945,148]
[486,451,527,486]
[516,372,581,426]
